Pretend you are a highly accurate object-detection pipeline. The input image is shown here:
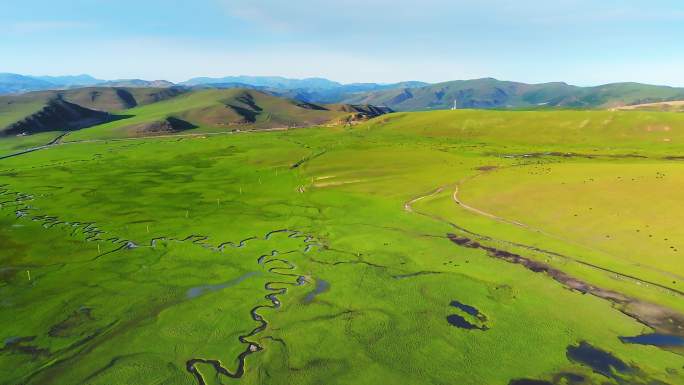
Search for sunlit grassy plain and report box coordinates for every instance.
[1,108,683,385]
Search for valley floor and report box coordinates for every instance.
[1,109,683,385]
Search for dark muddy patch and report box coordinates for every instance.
[566,342,630,379]
[619,333,684,347]
[48,307,95,337]
[553,373,585,384]
[303,278,330,304]
[446,233,684,336]
[447,234,595,292]
[0,336,50,358]
[508,379,553,385]
[0,230,30,271]
[0,266,21,283]
[187,272,260,299]
[476,165,499,171]
[509,373,586,385]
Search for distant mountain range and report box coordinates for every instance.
[0,73,175,94]
[33,74,102,87]
[0,73,59,94]
[180,76,429,104]
[181,76,344,89]
[341,78,684,110]
[2,73,684,111]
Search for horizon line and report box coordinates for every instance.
[3,72,683,89]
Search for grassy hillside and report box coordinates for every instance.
[575,83,684,107]
[1,99,115,136]
[0,87,185,135]
[66,89,391,140]
[57,86,184,111]
[364,109,684,152]
[0,93,48,129]
[343,78,684,111]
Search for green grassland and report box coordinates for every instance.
[460,162,684,283]
[0,132,63,157]
[1,107,683,385]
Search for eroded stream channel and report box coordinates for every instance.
[186,230,318,384]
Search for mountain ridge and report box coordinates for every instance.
[3,73,684,111]
[0,88,392,138]
[341,78,684,110]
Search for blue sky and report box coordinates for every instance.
[2,0,684,85]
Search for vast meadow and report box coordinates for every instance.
[1,109,683,385]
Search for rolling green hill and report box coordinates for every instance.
[1,99,116,136]
[343,78,684,111]
[66,89,392,140]
[5,74,684,113]
[55,87,185,111]
[0,87,186,136]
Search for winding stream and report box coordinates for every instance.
[185,230,317,384]
[0,181,322,383]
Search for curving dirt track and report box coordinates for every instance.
[403,179,684,337]
[451,169,684,284]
